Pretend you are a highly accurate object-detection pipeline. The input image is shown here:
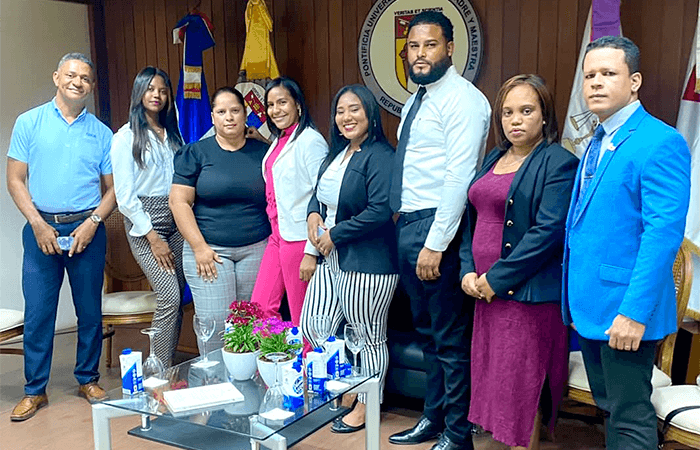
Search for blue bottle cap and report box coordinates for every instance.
[313,347,323,353]
[121,348,132,354]
[327,336,336,342]
[290,327,299,335]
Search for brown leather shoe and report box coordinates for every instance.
[78,382,108,404]
[10,395,49,421]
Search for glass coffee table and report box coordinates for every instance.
[91,349,380,450]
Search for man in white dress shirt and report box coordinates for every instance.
[387,10,491,450]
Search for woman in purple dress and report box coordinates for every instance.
[459,74,578,450]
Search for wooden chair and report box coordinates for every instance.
[0,309,24,355]
[102,210,156,367]
[651,239,699,449]
[566,239,694,407]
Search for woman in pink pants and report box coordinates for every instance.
[251,77,328,328]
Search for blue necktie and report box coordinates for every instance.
[390,86,426,213]
[575,125,606,215]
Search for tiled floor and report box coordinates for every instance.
[0,328,613,450]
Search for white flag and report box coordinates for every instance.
[677,9,700,249]
[561,9,596,157]
[561,3,622,157]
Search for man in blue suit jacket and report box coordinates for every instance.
[563,36,691,450]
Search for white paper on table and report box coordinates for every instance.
[163,382,243,414]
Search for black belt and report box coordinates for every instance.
[38,210,93,224]
[395,208,437,225]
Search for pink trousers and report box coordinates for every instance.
[251,217,309,327]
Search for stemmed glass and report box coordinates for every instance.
[259,352,288,422]
[140,327,166,382]
[193,314,218,368]
[344,323,367,379]
[310,315,332,349]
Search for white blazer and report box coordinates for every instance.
[262,126,328,242]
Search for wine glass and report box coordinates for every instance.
[310,315,332,349]
[140,327,166,384]
[258,352,288,423]
[344,323,366,379]
[193,314,218,368]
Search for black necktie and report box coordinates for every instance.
[390,86,426,213]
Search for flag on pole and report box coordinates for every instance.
[240,0,280,80]
[677,4,700,249]
[173,11,215,144]
[561,0,622,157]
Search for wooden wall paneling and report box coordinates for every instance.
[313,0,332,135]
[622,1,661,119]
[657,2,686,124]
[103,1,124,128]
[501,0,521,82]
[519,0,541,75]
[197,0,215,96]
[211,0,228,89]
[480,0,504,103]
[153,0,170,73]
[121,0,138,103]
[553,0,579,132]
[270,0,288,77]
[342,0,359,85]
[536,0,558,94]
[164,0,182,97]
[328,0,345,99]
[132,1,148,71]
[224,0,244,83]
[142,0,158,66]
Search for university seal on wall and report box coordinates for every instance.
[358,0,484,116]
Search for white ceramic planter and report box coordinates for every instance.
[222,349,260,381]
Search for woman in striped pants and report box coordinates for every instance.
[300,85,399,433]
[111,67,185,367]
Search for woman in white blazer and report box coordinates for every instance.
[251,77,328,332]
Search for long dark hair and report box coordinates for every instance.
[321,84,389,174]
[264,76,316,141]
[129,67,183,169]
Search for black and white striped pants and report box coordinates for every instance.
[300,249,399,403]
[124,196,185,368]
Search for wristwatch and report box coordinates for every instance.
[89,213,102,225]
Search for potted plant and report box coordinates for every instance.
[253,317,302,387]
[221,301,263,380]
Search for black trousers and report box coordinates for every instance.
[396,211,474,445]
[578,337,659,450]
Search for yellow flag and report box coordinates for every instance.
[240,0,280,80]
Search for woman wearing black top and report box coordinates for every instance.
[170,87,271,353]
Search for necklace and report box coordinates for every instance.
[500,152,528,167]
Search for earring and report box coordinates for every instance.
[297,106,302,116]
[543,121,546,125]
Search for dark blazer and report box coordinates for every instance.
[459,141,579,304]
[307,139,399,274]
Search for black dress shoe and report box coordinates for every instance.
[430,434,474,450]
[330,417,365,433]
[388,415,443,445]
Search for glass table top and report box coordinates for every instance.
[104,349,374,443]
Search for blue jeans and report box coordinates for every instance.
[22,221,106,395]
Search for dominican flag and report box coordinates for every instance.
[561,0,622,157]
[677,8,700,250]
[173,11,215,144]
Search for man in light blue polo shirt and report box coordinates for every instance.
[6,52,115,421]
